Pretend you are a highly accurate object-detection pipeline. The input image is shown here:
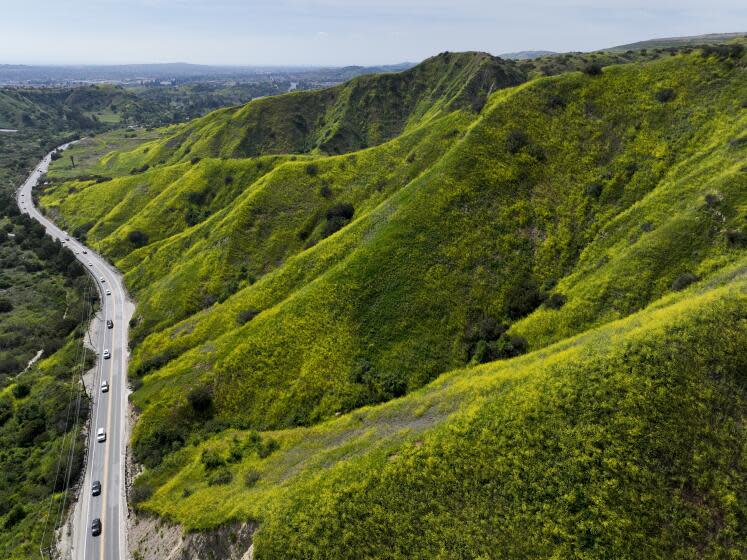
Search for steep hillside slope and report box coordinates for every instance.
[40,45,747,558]
[94,51,524,164]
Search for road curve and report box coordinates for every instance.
[17,144,132,560]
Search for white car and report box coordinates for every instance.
[74,250,79,254]
[100,276,105,282]
[101,380,109,393]
[88,262,93,267]
[96,428,106,443]
[105,289,111,296]
[103,349,111,359]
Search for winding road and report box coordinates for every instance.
[17,144,132,560]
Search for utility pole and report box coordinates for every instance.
[70,155,76,169]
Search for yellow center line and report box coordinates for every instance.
[98,287,117,560]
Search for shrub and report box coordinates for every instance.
[505,130,530,154]
[505,277,544,320]
[127,230,149,248]
[655,88,676,103]
[322,203,355,238]
[201,449,225,470]
[726,229,747,248]
[190,156,201,165]
[237,308,260,325]
[244,469,261,487]
[131,481,154,508]
[585,183,603,198]
[326,203,354,221]
[3,504,25,529]
[672,272,697,291]
[305,163,318,176]
[258,438,280,458]
[0,298,13,313]
[470,333,528,364]
[704,193,721,208]
[545,293,567,309]
[224,175,234,185]
[546,95,566,110]
[208,468,233,486]
[701,44,745,60]
[12,383,31,399]
[319,184,332,198]
[0,397,12,426]
[187,385,213,415]
[583,63,603,76]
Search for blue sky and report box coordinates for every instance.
[1,0,745,65]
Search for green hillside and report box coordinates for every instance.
[41,44,747,558]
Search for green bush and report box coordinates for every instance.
[130,481,154,509]
[201,448,225,470]
[236,308,260,325]
[655,88,676,103]
[244,469,261,487]
[545,293,567,309]
[12,383,30,399]
[127,230,149,248]
[208,467,233,486]
[187,385,213,416]
[671,272,697,291]
[726,230,747,247]
[505,129,530,154]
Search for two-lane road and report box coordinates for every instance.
[18,144,131,560]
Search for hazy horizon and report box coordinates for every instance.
[1,1,745,66]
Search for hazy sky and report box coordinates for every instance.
[1,0,745,66]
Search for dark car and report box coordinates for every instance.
[92,480,101,496]
[91,518,102,537]
[106,319,113,329]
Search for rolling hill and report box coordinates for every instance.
[40,42,747,559]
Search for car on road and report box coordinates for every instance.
[91,518,102,536]
[101,380,109,393]
[106,319,113,329]
[105,289,111,296]
[96,428,106,443]
[103,349,111,359]
[65,236,69,241]
[88,262,93,267]
[92,480,101,496]
[74,250,78,254]
[82,249,87,254]
[100,276,105,282]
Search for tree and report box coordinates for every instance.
[127,230,149,248]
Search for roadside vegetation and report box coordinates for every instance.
[40,39,747,558]
[0,93,98,558]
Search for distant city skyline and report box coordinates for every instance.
[1,0,745,66]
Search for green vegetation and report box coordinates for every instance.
[0,180,96,559]
[0,85,100,559]
[41,41,747,558]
